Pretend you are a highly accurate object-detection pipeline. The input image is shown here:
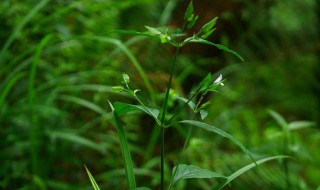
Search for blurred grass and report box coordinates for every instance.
[0,0,319,189]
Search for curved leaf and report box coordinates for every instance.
[180,120,255,163]
[109,102,136,190]
[184,1,194,21]
[114,102,159,119]
[48,131,107,154]
[188,38,244,61]
[214,156,289,190]
[172,164,226,185]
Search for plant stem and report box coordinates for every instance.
[160,126,165,190]
[283,132,290,189]
[160,45,180,190]
[160,22,186,190]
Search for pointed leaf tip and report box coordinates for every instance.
[184,1,194,21]
[108,100,114,111]
[201,17,218,32]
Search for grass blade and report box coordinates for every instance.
[78,35,155,103]
[58,95,106,115]
[48,131,107,154]
[114,102,160,119]
[214,156,289,190]
[109,101,136,190]
[180,120,256,164]
[0,72,26,112]
[172,164,226,185]
[84,165,101,190]
[0,0,50,62]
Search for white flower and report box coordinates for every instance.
[214,74,224,86]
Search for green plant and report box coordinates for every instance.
[268,109,316,189]
[85,1,287,189]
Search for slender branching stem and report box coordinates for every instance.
[160,45,180,190]
[160,22,187,190]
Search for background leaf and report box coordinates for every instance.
[214,156,289,190]
[171,164,226,185]
[180,120,256,163]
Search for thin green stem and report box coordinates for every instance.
[283,132,290,189]
[166,87,202,125]
[160,44,180,190]
[160,127,165,190]
[167,125,193,190]
[160,21,187,190]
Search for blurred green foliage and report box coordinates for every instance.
[0,0,319,189]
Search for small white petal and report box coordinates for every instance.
[221,83,224,86]
[214,74,222,83]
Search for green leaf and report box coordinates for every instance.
[214,156,289,190]
[268,109,288,131]
[172,164,225,185]
[122,73,130,84]
[201,17,218,32]
[58,95,106,115]
[288,121,316,131]
[48,131,107,154]
[84,165,101,190]
[201,28,216,39]
[184,1,194,21]
[175,96,196,111]
[200,109,208,120]
[109,101,137,190]
[145,26,162,35]
[199,101,211,109]
[112,86,125,92]
[114,102,160,119]
[180,120,255,163]
[188,38,244,61]
[197,73,212,93]
[187,15,198,29]
[113,30,158,38]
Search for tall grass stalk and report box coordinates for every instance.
[28,35,51,178]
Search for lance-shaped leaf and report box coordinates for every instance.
[186,15,199,30]
[145,25,162,35]
[171,164,226,185]
[188,38,244,61]
[184,1,194,21]
[109,101,136,190]
[201,17,218,33]
[114,102,160,120]
[85,165,101,190]
[175,96,196,111]
[180,120,256,163]
[214,156,289,190]
[201,28,216,39]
